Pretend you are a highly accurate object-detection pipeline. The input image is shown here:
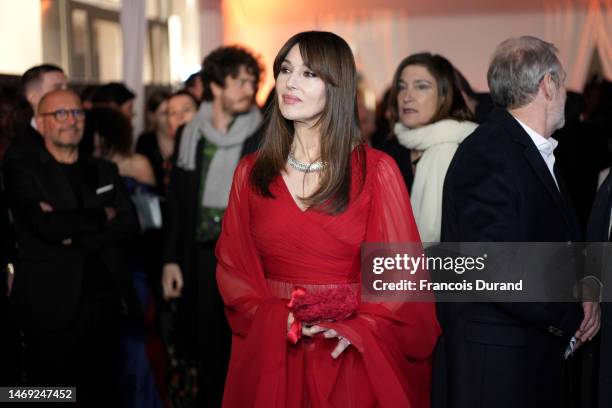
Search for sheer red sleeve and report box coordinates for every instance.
[215,156,290,407]
[215,157,281,335]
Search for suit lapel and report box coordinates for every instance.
[522,146,569,215]
[554,164,582,238]
[495,110,576,232]
[603,177,612,241]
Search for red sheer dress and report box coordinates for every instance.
[215,145,440,408]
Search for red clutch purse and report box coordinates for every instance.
[288,285,359,325]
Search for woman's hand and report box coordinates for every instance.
[287,311,296,333]
[301,324,352,359]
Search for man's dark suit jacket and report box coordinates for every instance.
[162,124,261,276]
[2,145,140,329]
[439,108,584,407]
[4,124,43,163]
[586,173,612,408]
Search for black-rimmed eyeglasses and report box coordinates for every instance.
[39,109,85,122]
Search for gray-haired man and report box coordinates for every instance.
[439,36,600,407]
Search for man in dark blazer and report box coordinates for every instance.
[586,173,612,407]
[161,45,263,408]
[440,36,600,407]
[0,160,21,386]
[3,89,139,406]
[0,65,68,389]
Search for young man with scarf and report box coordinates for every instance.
[161,45,262,408]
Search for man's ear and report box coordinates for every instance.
[25,87,39,111]
[540,73,555,101]
[34,115,44,134]
[210,81,223,98]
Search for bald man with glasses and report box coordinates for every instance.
[3,89,140,406]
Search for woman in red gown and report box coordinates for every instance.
[216,31,440,408]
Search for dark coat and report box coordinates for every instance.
[586,173,612,408]
[0,159,14,292]
[161,123,260,364]
[376,136,414,192]
[3,124,44,164]
[3,146,140,329]
[135,131,166,195]
[438,108,584,407]
[161,124,261,269]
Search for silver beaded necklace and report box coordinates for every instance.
[287,151,327,173]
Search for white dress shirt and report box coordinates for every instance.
[513,116,559,190]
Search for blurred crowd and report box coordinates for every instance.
[0,41,611,408]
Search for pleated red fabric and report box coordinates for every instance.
[216,145,441,408]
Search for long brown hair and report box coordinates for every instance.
[388,53,473,127]
[250,31,364,214]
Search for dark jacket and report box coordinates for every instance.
[135,131,167,195]
[3,146,140,329]
[3,124,44,164]
[162,124,261,271]
[439,108,584,407]
[376,136,414,192]
[0,159,14,291]
[586,173,612,408]
[0,159,14,313]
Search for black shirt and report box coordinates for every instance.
[59,162,115,294]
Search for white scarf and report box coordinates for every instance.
[176,102,261,208]
[395,119,478,243]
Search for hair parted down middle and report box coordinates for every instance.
[388,52,473,128]
[250,31,365,215]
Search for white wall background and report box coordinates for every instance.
[171,0,202,80]
[0,0,202,83]
[0,0,43,75]
[1,0,609,98]
[220,0,612,101]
